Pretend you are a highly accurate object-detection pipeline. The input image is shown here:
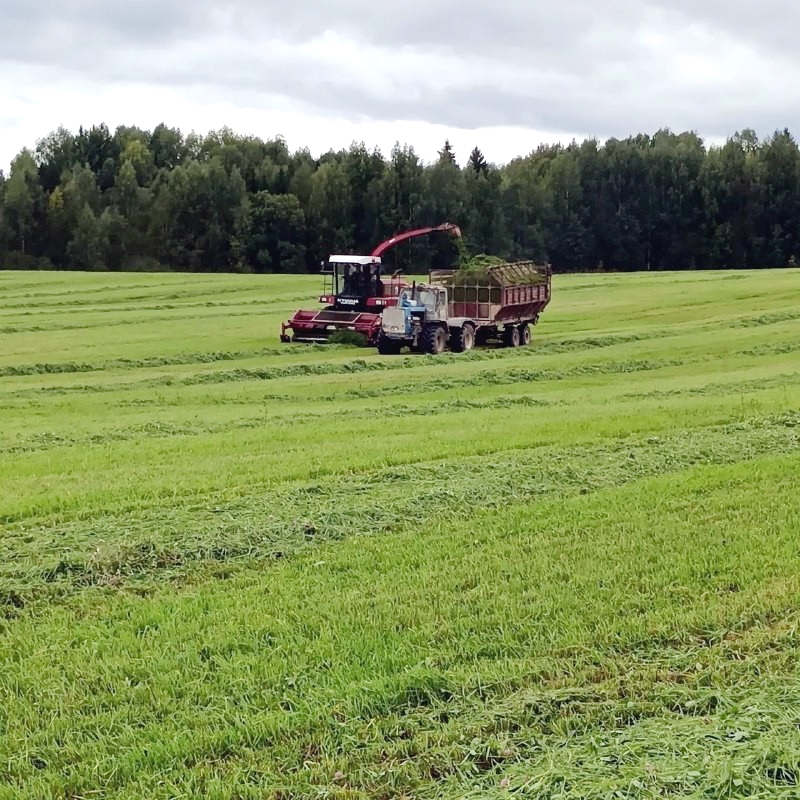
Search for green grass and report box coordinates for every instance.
[1,268,800,799]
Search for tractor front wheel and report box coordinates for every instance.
[503,325,521,348]
[423,325,447,355]
[450,323,475,353]
[377,333,402,355]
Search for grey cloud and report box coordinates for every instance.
[0,0,794,57]
[2,0,800,143]
[2,0,635,61]
[1,0,212,62]
[651,0,800,56]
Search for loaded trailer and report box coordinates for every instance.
[377,260,552,354]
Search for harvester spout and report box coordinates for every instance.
[369,223,462,258]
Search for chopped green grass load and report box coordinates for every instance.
[459,253,507,270]
[447,253,548,286]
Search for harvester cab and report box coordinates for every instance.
[322,255,387,310]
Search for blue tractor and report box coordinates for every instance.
[377,283,471,355]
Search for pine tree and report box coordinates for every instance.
[437,140,457,166]
[468,146,488,174]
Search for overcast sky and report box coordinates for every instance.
[2,0,799,173]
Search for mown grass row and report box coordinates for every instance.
[3,366,798,456]
[4,385,791,529]
[0,280,290,306]
[0,332,666,376]
[4,324,798,401]
[0,346,332,377]
[5,304,800,373]
[2,409,797,607]
[5,368,799,455]
[0,350,775,398]
[1,306,283,335]
[2,394,560,455]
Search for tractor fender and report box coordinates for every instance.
[446,317,476,333]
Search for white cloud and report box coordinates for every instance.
[1,70,584,170]
[2,0,799,173]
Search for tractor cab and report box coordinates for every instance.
[380,284,449,344]
[399,284,449,321]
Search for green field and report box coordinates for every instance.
[1,268,800,799]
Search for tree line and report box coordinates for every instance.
[1,124,799,273]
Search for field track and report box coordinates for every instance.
[1,268,799,798]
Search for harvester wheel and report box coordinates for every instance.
[519,323,531,346]
[423,325,447,355]
[450,323,475,353]
[377,333,402,355]
[503,325,521,348]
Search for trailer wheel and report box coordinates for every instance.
[423,325,447,355]
[503,325,521,348]
[475,327,492,347]
[450,323,475,353]
[518,323,531,346]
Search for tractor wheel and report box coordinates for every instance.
[450,323,475,353]
[503,325,521,348]
[377,333,401,355]
[518,323,531,346]
[423,325,447,355]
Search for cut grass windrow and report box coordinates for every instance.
[2,410,797,606]
[0,346,331,377]
[1,396,557,455]
[0,331,672,379]
[6,333,799,396]
[2,356,690,397]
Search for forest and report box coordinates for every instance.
[1,124,798,273]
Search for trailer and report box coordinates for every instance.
[377,260,551,354]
